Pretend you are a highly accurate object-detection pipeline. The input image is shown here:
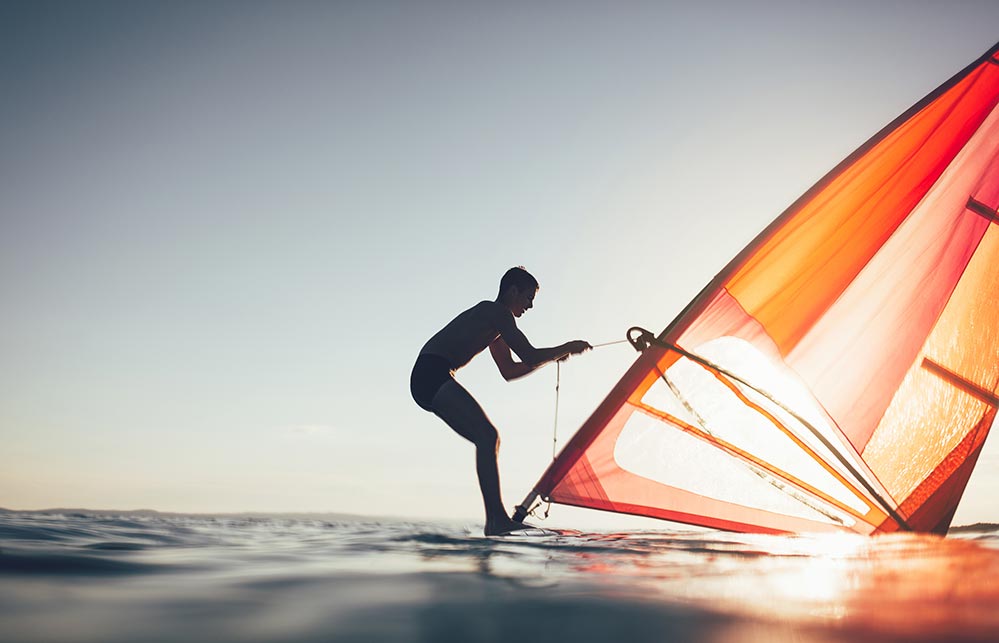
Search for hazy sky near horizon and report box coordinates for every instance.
[2,1,998,530]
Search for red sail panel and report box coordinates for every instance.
[525,42,999,534]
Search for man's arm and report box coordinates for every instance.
[488,305,591,377]
[488,337,543,381]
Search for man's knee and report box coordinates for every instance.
[475,426,500,452]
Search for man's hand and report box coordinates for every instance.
[563,340,592,357]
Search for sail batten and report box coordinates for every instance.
[519,42,999,535]
[922,358,999,407]
[967,196,999,222]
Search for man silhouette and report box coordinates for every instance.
[411,267,590,535]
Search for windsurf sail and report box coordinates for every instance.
[517,41,999,535]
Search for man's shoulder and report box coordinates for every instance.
[471,299,503,312]
[471,300,513,321]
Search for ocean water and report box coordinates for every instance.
[1,510,998,643]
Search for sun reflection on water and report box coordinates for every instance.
[550,530,999,639]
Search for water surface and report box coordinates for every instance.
[1,509,997,642]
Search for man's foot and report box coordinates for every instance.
[484,517,530,536]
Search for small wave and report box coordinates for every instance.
[0,512,202,549]
[0,550,169,576]
[84,541,149,551]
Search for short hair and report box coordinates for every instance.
[498,266,539,299]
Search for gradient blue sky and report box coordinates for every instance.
[2,1,998,529]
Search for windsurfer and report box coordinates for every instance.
[411,267,591,536]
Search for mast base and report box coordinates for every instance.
[512,488,540,523]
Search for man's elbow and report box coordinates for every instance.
[503,367,524,382]
[501,364,528,381]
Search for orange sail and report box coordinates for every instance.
[518,41,999,535]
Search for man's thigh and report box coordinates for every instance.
[431,380,498,446]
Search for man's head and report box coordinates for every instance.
[497,266,539,318]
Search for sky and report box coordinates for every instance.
[1,1,998,530]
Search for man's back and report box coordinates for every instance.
[419,300,512,369]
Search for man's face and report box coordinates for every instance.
[512,286,537,318]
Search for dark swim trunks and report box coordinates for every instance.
[410,354,454,412]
